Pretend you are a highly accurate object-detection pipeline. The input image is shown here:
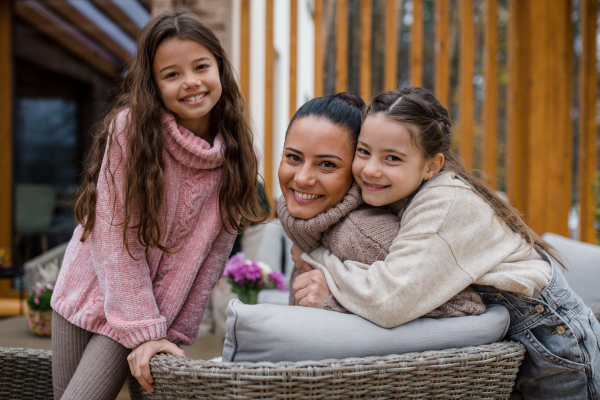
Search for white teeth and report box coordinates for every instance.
[294,190,320,200]
[183,94,205,102]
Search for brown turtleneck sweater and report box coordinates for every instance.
[277,183,486,318]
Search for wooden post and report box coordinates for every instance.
[483,0,498,188]
[336,0,348,93]
[240,0,250,121]
[507,0,573,236]
[0,0,12,266]
[289,0,297,120]
[434,0,450,107]
[459,0,474,170]
[360,0,372,101]
[385,0,397,90]
[578,0,598,243]
[410,0,423,87]
[264,0,274,203]
[314,0,324,97]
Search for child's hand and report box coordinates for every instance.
[290,244,313,273]
[293,269,331,308]
[127,338,186,393]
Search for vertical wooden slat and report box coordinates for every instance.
[545,0,572,236]
[0,0,12,265]
[434,0,450,106]
[360,0,372,101]
[240,0,250,121]
[459,0,474,169]
[483,0,498,188]
[336,0,348,93]
[314,0,324,97]
[385,0,397,90]
[507,0,572,236]
[578,0,598,243]
[506,0,529,216]
[410,0,423,87]
[264,0,274,203]
[289,0,298,120]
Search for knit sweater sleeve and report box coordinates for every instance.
[89,111,167,348]
[167,225,236,346]
[301,183,524,328]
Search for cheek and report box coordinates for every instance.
[352,160,362,180]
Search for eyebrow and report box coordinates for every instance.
[357,141,409,158]
[285,147,344,161]
[158,57,212,74]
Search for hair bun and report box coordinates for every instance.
[334,92,366,110]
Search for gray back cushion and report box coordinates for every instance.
[542,233,600,307]
[223,300,510,362]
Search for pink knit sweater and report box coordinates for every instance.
[51,109,236,349]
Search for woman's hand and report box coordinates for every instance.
[291,244,313,273]
[293,269,332,308]
[127,338,185,393]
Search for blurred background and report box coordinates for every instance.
[0,0,598,313]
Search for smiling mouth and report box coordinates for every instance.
[292,189,323,200]
[181,93,206,102]
[363,182,390,190]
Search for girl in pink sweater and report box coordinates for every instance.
[50,8,266,399]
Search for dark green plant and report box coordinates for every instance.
[27,289,52,311]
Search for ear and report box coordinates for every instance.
[424,153,445,180]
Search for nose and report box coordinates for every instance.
[362,158,382,179]
[294,164,316,187]
[183,73,200,89]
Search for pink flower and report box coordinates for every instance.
[268,271,286,291]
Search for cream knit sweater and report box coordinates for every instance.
[302,172,552,328]
[51,109,236,348]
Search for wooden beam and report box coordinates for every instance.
[91,0,141,39]
[314,0,324,97]
[459,0,474,170]
[507,0,572,236]
[264,0,274,204]
[483,0,498,188]
[15,0,120,77]
[410,0,423,87]
[385,0,397,90]
[360,0,372,101]
[578,0,598,243]
[434,0,450,107]
[289,0,298,120]
[506,0,529,216]
[46,0,132,64]
[240,0,250,122]
[336,0,348,93]
[0,0,12,267]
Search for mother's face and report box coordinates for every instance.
[278,116,355,219]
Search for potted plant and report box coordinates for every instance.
[26,260,59,337]
[223,253,286,304]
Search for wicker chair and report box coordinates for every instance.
[126,341,526,400]
[0,342,525,399]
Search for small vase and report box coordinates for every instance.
[27,309,52,337]
[237,290,259,305]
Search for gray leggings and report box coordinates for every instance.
[51,311,132,400]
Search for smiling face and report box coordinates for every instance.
[352,114,437,214]
[278,117,355,219]
[152,38,222,140]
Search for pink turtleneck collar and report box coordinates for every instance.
[161,112,224,170]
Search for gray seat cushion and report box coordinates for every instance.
[223,300,510,362]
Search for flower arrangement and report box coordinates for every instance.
[26,259,60,337]
[593,172,600,245]
[223,253,286,304]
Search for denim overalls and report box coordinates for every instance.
[474,250,600,400]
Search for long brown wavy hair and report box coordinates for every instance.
[75,7,267,254]
[363,87,565,267]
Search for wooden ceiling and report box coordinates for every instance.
[14,0,152,77]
